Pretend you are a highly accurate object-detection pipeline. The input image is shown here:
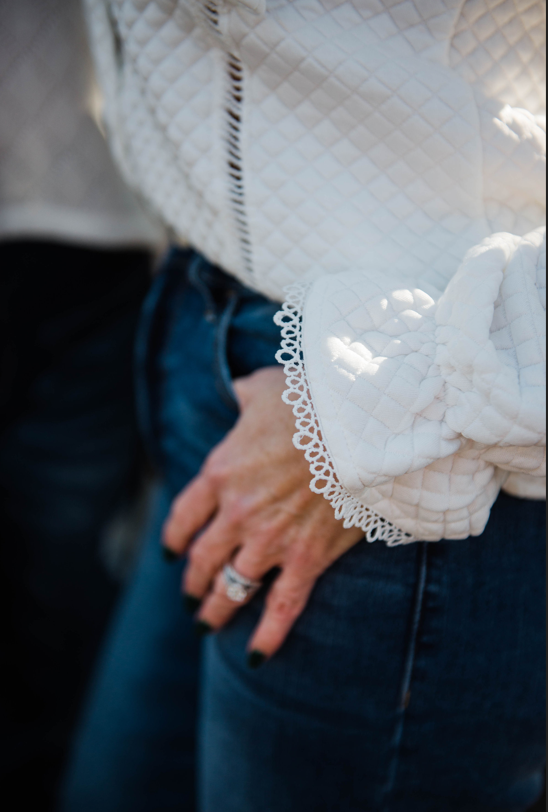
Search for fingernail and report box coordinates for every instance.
[162,547,179,563]
[247,650,267,670]
[195,620,214,637]
[183,594,202,614]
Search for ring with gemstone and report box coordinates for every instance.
[223,564,263,604]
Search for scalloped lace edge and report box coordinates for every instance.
[274,284,415,546]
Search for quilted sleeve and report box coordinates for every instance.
[275,228,546,544]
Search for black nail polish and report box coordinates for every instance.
[183,594,202,614]
[195,620,214,637]
[247,650,267,670]
[162,547,179,563]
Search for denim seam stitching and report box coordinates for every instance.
[135,251,185,469]
[188,254,217,318]
[382,541,430,811]
[214,291,240,412]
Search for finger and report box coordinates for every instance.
[247,568,316,664]
[163,474,217,556]
[183,518,240,601]
[196,545,277,632]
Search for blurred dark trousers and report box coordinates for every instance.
[61,249,545,812]
[0,241,150,811]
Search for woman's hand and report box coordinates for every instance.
[163,366,363,665]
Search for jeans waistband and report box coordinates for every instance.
[171,249,256,302]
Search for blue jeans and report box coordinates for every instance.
[0,241,151,809]
[62,249,546,812]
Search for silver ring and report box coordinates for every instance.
[223,564,262,604]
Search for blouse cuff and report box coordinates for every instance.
[275,285,415,546]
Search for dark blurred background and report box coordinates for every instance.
[0,0,161,808]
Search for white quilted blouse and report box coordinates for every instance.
[0,0,160,246]
[85,0,546,542]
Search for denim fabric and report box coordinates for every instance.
[0,241,151,810]
[62,249,546,812]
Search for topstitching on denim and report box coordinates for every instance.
[213,289,240,412]
[187,253,242,413]
[381,542,430,811]
[134,251,183,468]
[187,253,217,323]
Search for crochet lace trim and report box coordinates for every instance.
[274,285,415,546]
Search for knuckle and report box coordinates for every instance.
[293,486,314,513]
[170,493,187,519]
[204,451,229,486]
[239,549,267,578]
[188,544,209,571]
[225,497,249,527]
[162,519,176,546]
[233,374,251,398]
[293,547,323,576]
[268,590,303,621]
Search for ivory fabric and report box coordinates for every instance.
[0,0,160,246]
[85,0,546,541]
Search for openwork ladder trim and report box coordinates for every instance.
[274,285,415,546]
[198,1,254,282]
[223,52,254,282]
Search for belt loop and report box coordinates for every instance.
[187,253,217,322]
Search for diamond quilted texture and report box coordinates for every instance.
[238,10,487,298]
[450,0,546,114]
[440,229,546,446]
[480,102,545,235]
[85,0,546,540]
[300,229,545,540]
[88,0,240,268]
[86,0,545,298]
[450,0,546,236]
